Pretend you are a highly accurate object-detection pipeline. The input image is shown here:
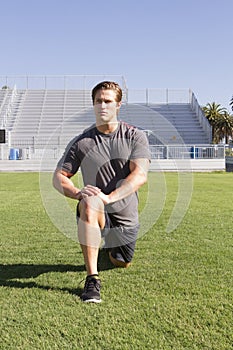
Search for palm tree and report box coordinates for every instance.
[215,111,233,144]
[202,102,227,143]
[230,96,233,111]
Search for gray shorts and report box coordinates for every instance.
[76,204,139,263]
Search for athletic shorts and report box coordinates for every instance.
[76,204,140,263]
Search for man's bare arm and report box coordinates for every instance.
[98,158,150,205]
[52,169,101,200]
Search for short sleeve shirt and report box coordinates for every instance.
[57,121,151,227]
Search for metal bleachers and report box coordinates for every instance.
[147,103,210,144]
[2,89,93,147]
[1,87,211,149]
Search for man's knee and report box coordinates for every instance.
[79,196,104,216]
[78,197,105,228]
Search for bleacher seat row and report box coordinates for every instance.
[0,88,210,148]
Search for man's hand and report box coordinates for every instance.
[78,186,110,205]
[78,185,101,199]
[97,191,111,205]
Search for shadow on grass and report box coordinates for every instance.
[0,263,85,296]
[0,250,114,296]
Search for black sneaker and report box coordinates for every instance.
[80,275,101,303]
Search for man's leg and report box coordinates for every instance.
[106,225,139,269]
[78,196,105,276]
[108,252,131,268]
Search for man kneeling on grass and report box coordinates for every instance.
[53,81,150,303]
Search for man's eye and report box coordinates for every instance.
[95,100,114,104]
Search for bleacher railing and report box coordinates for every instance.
[0,142,225,161]
[190,92,212,143]
[0,74,126,91]
[0,85,17,128]
[126,88,192,104]
[149,144,225,159]
[2,76,195,105]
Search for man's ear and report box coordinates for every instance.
[116,101,122,115]
[116,101,122,110]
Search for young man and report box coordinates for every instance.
[53,81,151,303]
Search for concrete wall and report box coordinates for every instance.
[0,158,226,172]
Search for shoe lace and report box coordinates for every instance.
[84,277,100,293]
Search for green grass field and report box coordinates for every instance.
[0,172,232,350]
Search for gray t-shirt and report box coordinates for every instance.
[57,121,151,227]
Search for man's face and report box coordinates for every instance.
[93,89,121,125]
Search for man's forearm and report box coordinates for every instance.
[106,159,149,204]
[53,171,102,200]
[53,171,80,199]
[107,171,147,203]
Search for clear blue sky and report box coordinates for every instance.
[0,0,232,110]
